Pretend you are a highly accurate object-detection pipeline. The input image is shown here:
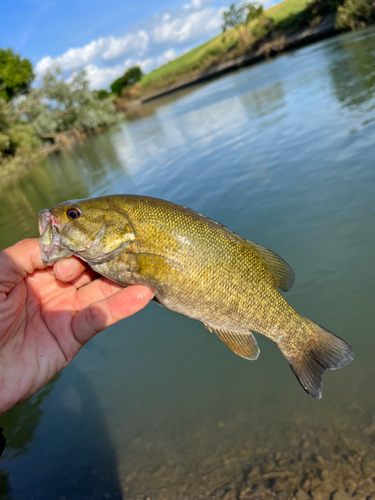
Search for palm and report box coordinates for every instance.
[0,239,153,413]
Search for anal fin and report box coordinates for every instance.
[204,325,260,360]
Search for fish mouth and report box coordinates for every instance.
[38,210,73,265]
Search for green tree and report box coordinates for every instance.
[1,68,120,167]
[336,0,375,30]
[17,69,119,137]
[95,89,111,100]
[222,2,249,31]
[0,48,34,102]
[110,66,143,96]
[246,2,264,22]
[0,98,41,163]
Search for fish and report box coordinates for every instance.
[38,195,354,399]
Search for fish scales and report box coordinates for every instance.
[97,197,292,336]
[38,194,354,399]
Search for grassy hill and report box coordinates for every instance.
[138,0,311,95]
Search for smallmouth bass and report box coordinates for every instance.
[38,195,354,399]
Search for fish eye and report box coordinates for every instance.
[66,207,82,220]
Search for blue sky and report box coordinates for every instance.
[1,0,280,90]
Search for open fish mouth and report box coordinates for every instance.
[38,210,73,264]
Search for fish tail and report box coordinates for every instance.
[280,320,354,400]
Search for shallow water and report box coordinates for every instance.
[1,27,375,500]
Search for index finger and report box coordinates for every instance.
[0,239,45,294]
[53,257,88,282]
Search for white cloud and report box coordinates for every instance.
[35,1,226,89]
[183,0,202,8]
[102,31,149,61]
[184,0,214,9]
[84,63,128,89]
[152,7,223,44]
[36,30,149,76]
[80,57,154,90]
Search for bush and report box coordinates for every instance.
[306,0,344,18]
[110,66,143,96]
[250,16,274,39]
[6,123,41,157]
[95,89,111,100]
[336,0,375,30]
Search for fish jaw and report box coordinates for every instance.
[38,209,73,265]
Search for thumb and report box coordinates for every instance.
[71,285,154,346]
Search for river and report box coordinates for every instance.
[0,27,375,500]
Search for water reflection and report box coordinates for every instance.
[239,81,285,120]
[0,128,129,249]
[0,378,58,459]
[0,365,122,500]
[327,28,375,109]
[0,159,88,248]
[0,472,11,500]
[108,79,287,184]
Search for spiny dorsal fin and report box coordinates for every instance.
[248,242,295,292]
[205,325,260,360]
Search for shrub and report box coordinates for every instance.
[95,89,111,100]
[110,66,143,96]
[336,0,375,30]
[250,16,274,39]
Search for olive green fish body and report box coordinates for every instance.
[38,195,354,399]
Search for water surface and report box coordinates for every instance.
[1,27,375,500]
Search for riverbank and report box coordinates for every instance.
[114,0,375,109]
[140,14,338,103]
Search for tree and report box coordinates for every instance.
[95,89,111,100]
[222,2,266,31]
[336,0,375,30]
[222,3,249,31]
[0,98,41,162]
[1,67,120,165]
[246,2,264,22]
[0,48,34,101]
[22,69,120,137]
[110,66,143,96]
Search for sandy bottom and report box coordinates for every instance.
[114,393,375,500]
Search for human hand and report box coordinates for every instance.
[0,239,153,414]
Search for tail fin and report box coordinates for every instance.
[282,322,354,400]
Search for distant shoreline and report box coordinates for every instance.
[140,14,339,104]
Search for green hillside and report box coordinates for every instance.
[139,0,311,95]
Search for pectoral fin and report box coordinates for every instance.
[130,252,180,278]
[205,325,260,360]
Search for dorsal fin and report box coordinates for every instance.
[204,325,260,360]
[247,242,295,292]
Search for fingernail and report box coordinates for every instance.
[56,259,73,279]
